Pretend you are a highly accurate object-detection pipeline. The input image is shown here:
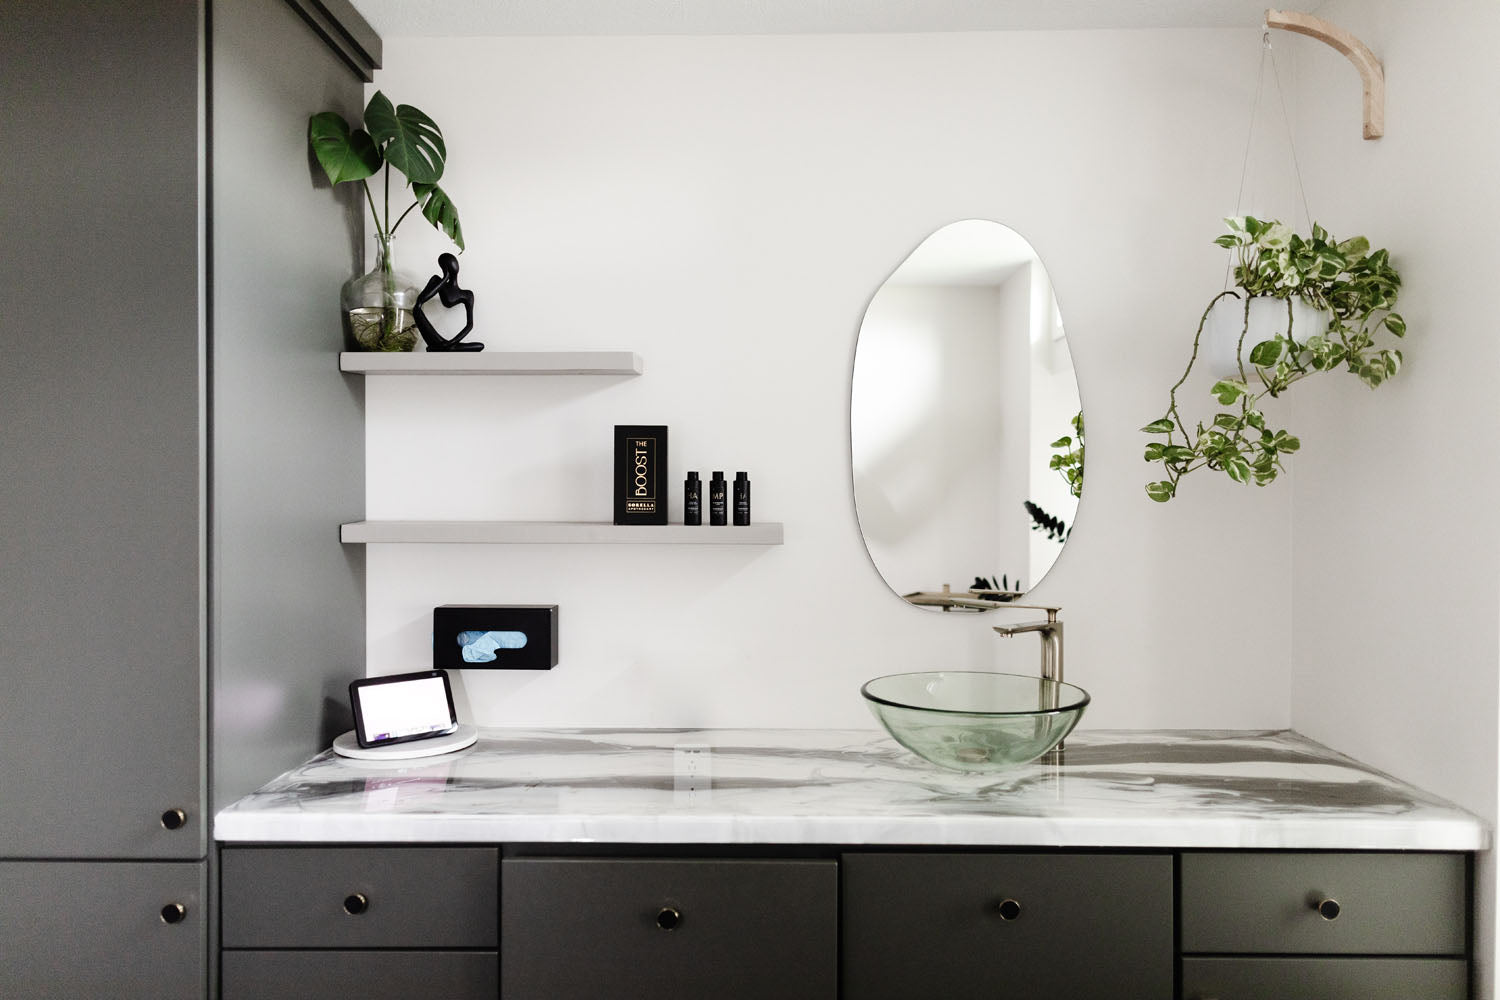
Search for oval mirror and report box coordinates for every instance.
[851,220,1082,612]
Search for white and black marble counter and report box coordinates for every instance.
[214,728,1487,850]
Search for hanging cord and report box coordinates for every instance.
[1225,26,1316,290]
[1267,32,1315,232]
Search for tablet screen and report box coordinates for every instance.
[351,670,458,748]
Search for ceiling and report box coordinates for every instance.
[349,0,1289,38]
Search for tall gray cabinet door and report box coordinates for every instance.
[0,861,206,999]
[0,1,204,859]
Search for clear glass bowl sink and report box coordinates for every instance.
[861,671,1090,772]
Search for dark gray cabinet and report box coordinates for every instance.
[222,951,499,999]
[842,852,1174,1000]
[1182,957,1468,1000]
[222,846,498,949]
[501,857,838,1000]
[220,847,498,1000]
[1181,851,1466,955]
[219,844,1470,1000]
[1180,852,1468,1000]
[0,862,206,1000]
[2,0,371,996]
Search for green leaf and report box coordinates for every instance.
[1050,436,1072,448]
[1145,481,1176,503]
[1213,235,1240,249]
[1223,455,1252,483]
[1212,413,1239,430]
[1141,418,1176,435]
[1276,434,1301,453]
[1337,236,1370,258]
[307,112,381,185]
[1211,379,1248,405]
[365,91,446,185]
[1248,339,1283,367]
[411,181,464,250]
[1143,443,1166,461]
[1384,313,1407,337]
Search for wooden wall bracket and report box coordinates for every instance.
[1265,8,1385,139]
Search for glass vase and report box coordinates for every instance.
[341,233,420,352]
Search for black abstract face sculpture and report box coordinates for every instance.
[414,252,481,352]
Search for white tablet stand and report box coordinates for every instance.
[332,723,478,760]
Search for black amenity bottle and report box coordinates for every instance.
[709,471,728,526]
[733,471,751,526]
[684,471,702,526]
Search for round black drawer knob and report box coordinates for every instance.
[160,809,187,831]
[997,898,1022,921]
[1312,897,1341,920]
[656,906,682,931]
[343,893,369,916]
[160,903,186,925]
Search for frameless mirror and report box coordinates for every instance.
[851,220,1081,612]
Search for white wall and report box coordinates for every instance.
[364,30,1299,731]
[1282,1,1500,993]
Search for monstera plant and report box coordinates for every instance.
[1142,216,1406,501]
[309,92,464,351]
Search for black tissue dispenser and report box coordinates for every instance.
[433,605,558,670]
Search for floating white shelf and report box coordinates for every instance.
[339,351,643,376]
[341,520,784,545]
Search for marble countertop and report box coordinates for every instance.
[214,728,1487,850]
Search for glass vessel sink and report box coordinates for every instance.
[861,671,1090,772]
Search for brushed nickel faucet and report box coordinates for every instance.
[993,604,1067,750]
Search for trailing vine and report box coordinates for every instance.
[1142,217,1406,502]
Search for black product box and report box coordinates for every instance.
[614,425,668,525]
[433,605,558,670]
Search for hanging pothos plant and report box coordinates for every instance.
[1049,410,1084,499]
[1141,216,1406,502]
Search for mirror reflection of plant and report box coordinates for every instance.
[1141,217,1405,502]
[1049,411,1084,499]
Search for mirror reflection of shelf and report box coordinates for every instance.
[341,520,784,545]
[339,351,643,376]
[903,583,1026,612]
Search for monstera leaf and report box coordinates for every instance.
[412,182,464,251]
[307,112,381,185]
[364,91,445,185]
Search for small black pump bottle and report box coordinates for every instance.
[709,471,728,526]
[733,471,751,525]
[684,471,702,525]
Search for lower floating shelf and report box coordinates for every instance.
[341,520,784,545]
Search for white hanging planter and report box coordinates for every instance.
[1202,294,1326,381]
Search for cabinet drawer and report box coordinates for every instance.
[1180,852,1465,955]
[1182,956,1467,1000]
[501,857,837,1000]
[842,852,1172,1000]
[222,950,498,999]
[221,846,497,948]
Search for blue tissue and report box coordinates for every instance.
[457,629,529,663]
